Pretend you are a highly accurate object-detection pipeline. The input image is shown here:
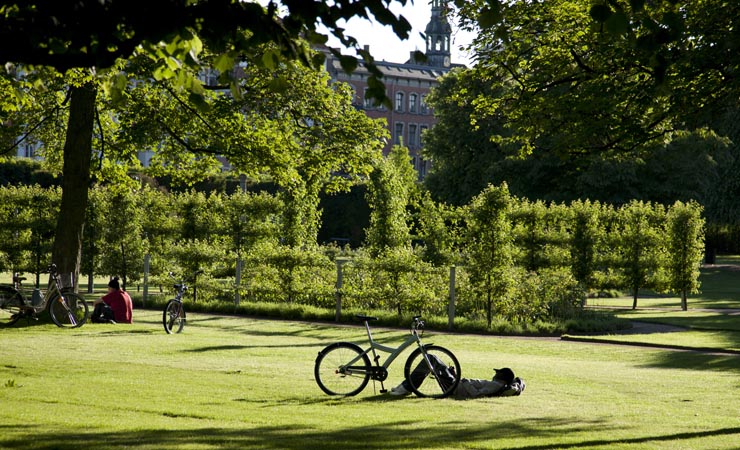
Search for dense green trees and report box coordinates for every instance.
[0,185,58,286]
[0,0,412,282]
[0,1,718,325]
[0,182,705,323]
[465,184,515,327]
[427,0,740,236]
[667,201,705,311]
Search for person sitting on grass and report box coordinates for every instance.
[390,355,525,399]
[92,277,133,324]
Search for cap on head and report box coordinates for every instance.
[493,368,515,384]
[108,277,120,290]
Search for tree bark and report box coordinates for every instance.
[51,83,96,288]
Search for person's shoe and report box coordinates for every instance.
[390,383,411,396]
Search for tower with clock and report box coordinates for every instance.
[425,0,452,68]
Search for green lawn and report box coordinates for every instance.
[1,309,739,450]
[578,263,740,352]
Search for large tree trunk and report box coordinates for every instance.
[51,83,96,288]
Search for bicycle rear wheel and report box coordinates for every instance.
[0,286,25,326]
[48,292,89,328]
[314,342,371,396]
[163,300,185,334]
[404,345,461,399]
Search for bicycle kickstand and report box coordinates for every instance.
[373,354,388,394]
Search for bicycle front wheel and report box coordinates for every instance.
[163,300,185,334]
[314,342,371,396]
[49,293,89,328]
[0,286,25,326]
[404,345,461,399]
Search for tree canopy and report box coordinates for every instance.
[425,0,740,215]
[0,0,414,102]
[0,0,413,277]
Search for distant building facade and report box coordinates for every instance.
[322,0,458,178]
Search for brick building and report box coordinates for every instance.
[322,0,458,178]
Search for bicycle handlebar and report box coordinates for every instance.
[354,314,424,332]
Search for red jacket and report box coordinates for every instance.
[102,290,133,323]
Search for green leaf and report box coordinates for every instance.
[213,53,235,73]
[268,76,290,93]
[188,92,211,113]
[261,50,277,70]
[303,30,328,45]
[188,34,203,60]
[164,56,181,71]
[152,65,173,81]
[338,55,358,73]
[478,6,501,29]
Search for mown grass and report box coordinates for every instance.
[573,263,740,352]
[1,309,739,450]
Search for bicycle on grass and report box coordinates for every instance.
[162,270,201,334]
[0,264,89,328]
[314,315,461,398]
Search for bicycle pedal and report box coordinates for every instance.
[380,389,387,393]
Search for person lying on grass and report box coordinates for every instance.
[390,355,525,399]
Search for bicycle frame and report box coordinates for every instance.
[342,319,426,379]
[162,270,200,334]
[12,268,70,314]
[2,264,88,328]
[314,315,461,397]
[33,270,70,312]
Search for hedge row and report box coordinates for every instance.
[0,184,704,325]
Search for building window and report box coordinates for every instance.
[409,93,418,113]
[363,89,373,108]
[395,122,404,145]
[23,143,34,158]
[408,124,418,148]
[395,92,405,112]
[420,95,428,114]
[199,68,219,86]
[420,125,428,147]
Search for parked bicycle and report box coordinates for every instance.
[314,315,461,398]
[162,270,201,334]
[0,264,89,328]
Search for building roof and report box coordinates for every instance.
[323,51,454,83]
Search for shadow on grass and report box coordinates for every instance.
[697,265,740,308]
[498,427,740,450]
[640,351,740,375]
[0,421,737,450]
[185,342,321,352]
[86,329,158,336]
[627,313,740,333]
[189,315,410,347]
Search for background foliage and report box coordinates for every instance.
[0,174,704,325]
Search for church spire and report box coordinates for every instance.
[425,0,452,67]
